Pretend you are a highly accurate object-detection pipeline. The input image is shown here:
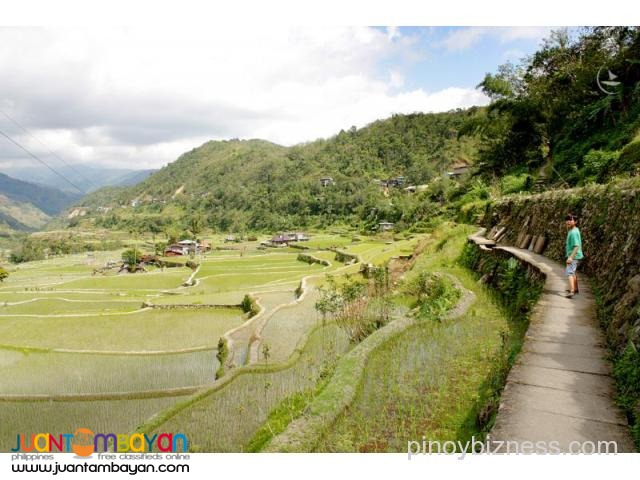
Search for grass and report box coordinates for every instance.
[0,396,191,452]
[0,307,245,351]
[0,231,437,453]
[0,350,218,395]
[51,270,190,291]
[303,235,354,250]
[0,298,141,315]
[244,370,334,452]
[259,290,323,362]
[255,222,542,452]
[314,267,510,451]
[144,323,349,452]
[311,223,542,452]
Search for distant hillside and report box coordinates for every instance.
[2,165,156,193]
[112,169,157,187]
[0,193,50,230]
[77,110,480,232]
[0,209,32,232]
[0,173,81,216]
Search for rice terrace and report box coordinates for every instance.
[0,229,446,452]
[1,25,640,458]
[1,222,581,453]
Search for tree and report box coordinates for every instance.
[0,267,8,282]
[121,248,142,269]
[187,215,204,237]
[146,218,163,243]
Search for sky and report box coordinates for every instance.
[0,26,555,172]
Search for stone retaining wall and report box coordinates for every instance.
[481,181,640,352]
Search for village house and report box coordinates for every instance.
[319,176,335,187]
[378,221,394,232]
[286,232,310,242]
[164,244,188,256]
[446,161,471,178]
[270,234,290,246]
[267,232,310,246]
[164,239,209,256]
[375,176,406,188]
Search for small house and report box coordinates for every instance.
[271,234,290,245]
[376,176,405,189]
[446,161,471,178]
[286,232,310,242]
[378,221,394,232]
[164,244,188,256]
[320,177,335,187]
[178,240,195,253]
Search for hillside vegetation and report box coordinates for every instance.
[465,27,640,187]
[77,111,479,233]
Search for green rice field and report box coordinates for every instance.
[1,232,421,452]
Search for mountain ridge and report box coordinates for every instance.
[75,110,480,232]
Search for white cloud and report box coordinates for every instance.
[389,71,405,88]
[440,26,553,52]
[0,27,488,170]
[386,26,401,41]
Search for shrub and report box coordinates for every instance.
[581,149,620,184]
[215,337,229,380]
[500,173,532,195]
[121,248,143,271]
[615,142,640,174]
[404,272,460,320]
[185,260,199,270]
[613,342,640,448]
[315,272,392,343]
[241,294,260,317]
[297,253,329,266]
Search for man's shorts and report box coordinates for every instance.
[565,259,580,276]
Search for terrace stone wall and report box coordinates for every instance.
[481,181,640,352]
[143,302,242,310]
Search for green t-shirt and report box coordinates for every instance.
[566,227,584,260]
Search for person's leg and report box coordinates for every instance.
[565,260,577,297]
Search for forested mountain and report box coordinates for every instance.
[78,110,479,233]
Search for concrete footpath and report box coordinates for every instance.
[469,231,636,453]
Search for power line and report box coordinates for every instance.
[0,108,99,191]
[0,127,86,195]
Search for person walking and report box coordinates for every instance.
[565,213,583,298]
